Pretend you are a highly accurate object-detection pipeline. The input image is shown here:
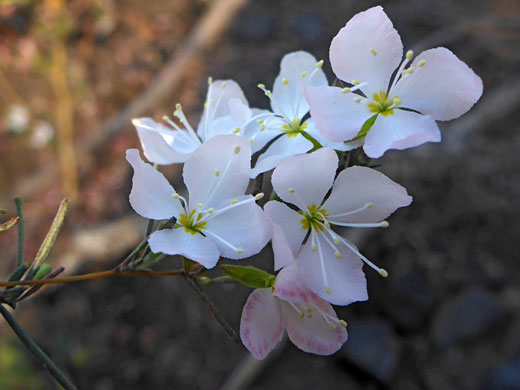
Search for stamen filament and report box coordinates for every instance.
[328,203,372,219]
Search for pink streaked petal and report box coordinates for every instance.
[305,85,372,143]
[330,6,403,97]
[271,147,338,210]
[126,149,183,220]
[183,135,252,208]
[273,262,314,304]
[264,201,307,270]
[323,166,412,224]
[148,228,220,269]
[240,288,284,360]
[298,235,368,306]
[281,295,348,355]
[363,110,441,158]
[392,47,483,121]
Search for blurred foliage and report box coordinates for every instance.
[0,339,45,389]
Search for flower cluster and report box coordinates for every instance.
[126,6,481,359]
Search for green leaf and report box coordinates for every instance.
[0,217,19,233]
[33,264,52,281]
[220,265,276,289]
[350,114,378,141]
[8,264,29,283]
[183,257,196,274]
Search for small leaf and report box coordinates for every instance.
[0,216,19,232]
[33,264,53,281]
[183,257,196,274]
[220,265,276,289]
[8,264,29,283]
[350,114,377,141]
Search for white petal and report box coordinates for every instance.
[205,115,237,138]
[282,295,347,355]
[264,201,307,271]
[229,98,252,125]
[298,235,368,306]
[133,118,195,164]
[240,288,284,360]
[363,109,441,158]
[305,86,372,143]
[330,6,403,96]
[273,262,314,303]
[304,119,354,152]
[391,47,483,121]
[204,199,271,260]
[272,51,328,120]
[323,166,412,224]
[126,149,183,220]
[197,80,248,141]
[251,133,313,178]
[148,228,220,269]
[271,147,337,210]
[183,135,252,208]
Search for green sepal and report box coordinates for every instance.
[220,265,276,289]
[350,114,377,142]
[183,257,196,274]
[8,263,29,283]
[0,216,19,232]
[33,264,52,280]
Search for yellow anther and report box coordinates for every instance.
[380,221,389,228]
[282,78,289,85]
[301,71,307,78]
[172,193,180,199]
[221,81,227,89]
[248,137,253,143]
[208,76,213,85]
[265,90,272,97]
[232,127,240,134]
[406,50,414,61]
[257,83,265,89]
[334,238,341,245]
[316,60,324,69]
[365,202,373,209]
[300,311,305,319]
[342,87,351,94]
[392,97,402,106]
[255,193,264,200]
[307,307,313,313]
[175,103,182,111]
[260,124,265,131]
[234,145,241,154]
[370,48,378,56]
[325,286,332,294]
[207,208,215,214]
[214,168,220,177]
[204,102,209,109]
[198,203,204,209]
[256,119,264,124]
[131,118,141,126]
[288,188,296,194]
[307,314,313,319]
[339,319,347,328]
[312,244,317,252]
[353,97,362,103]
[352,80,361,85]
[418,59,427,67]
[237,247,244,254]
[335,251,342,259]
[329,321,337,329]
[162,115,170,121]
[231,199,238,205]
[378,268,389,278]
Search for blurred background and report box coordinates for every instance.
[0,0,519,388]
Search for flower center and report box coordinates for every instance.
[281,118,308,138]
[367,90,400,117]
[299,204,328,231]
[176,209,207,235]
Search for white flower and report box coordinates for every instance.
[240,262,347,360]
[305,6,483,158]
[132,79,266,165]
[250,51,353,178]
[126,135,271,269]
[264,147,412,305]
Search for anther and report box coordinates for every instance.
[237,247,244,254]
[316,60,324,69]
[282,78,289,85]
[288,188,296,194]
[198,203,204,209]
[339,319,347,328]
[370,48,378,56]
[392,97,402,106]
[265,90,272,97]
[406,50,414,61]
[232,127,240,134]
[231,199,238,205]
[378,268,389,278]
[329,321,337,329]
[342,87,351,94]
[334,238,341,245]
[380,221,389,228]
[325,286,332,294]
[175,103,182,111]
[248,137,253,143]
[418,59,426,67]
[207,208,215,214]
[131,118,141,126]
[301,71,307,78]
[260,124,265,131]
[353,97,362,103]
[365,202,373,209]
[307,308,313,313]
[335,251,342,259]
[172,193,180,199]
[234,145,241,154]
[300,311,305,319]
[312,244,317,252]
[221,81,227,89]
[256,119,264,124]
[208,76,213,85]
[352,80,361,85]
[255,193,264,200]
[214,168,220,177]
[257,83,265,89]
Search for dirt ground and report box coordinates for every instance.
[0,0,519,389]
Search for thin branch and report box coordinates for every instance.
[0,305,78,390]
[14,197,24,267]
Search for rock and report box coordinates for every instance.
[482,355,520,390]
[432,286,504,348]
[341,319,402,383]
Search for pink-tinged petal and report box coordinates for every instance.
[271,147,337,210]
[272,51,328,120]
[126,149,183,220]
[264,201,306,270]
[304,119,354,152]
[198,80,248,141]
[363,109,441,158]
[305,86,372,143]
[240,288,284,360]
[392,47,483,121]
[204,199,271,260]
[148,228,220,269]
[323,166,412,224]
[251,133,313,178]
[330,6,403,96]
[133,118,195,164]
[281,295,348,355]
[273,262,314,304]
[298,235,368,306]
[183,135,252,208]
